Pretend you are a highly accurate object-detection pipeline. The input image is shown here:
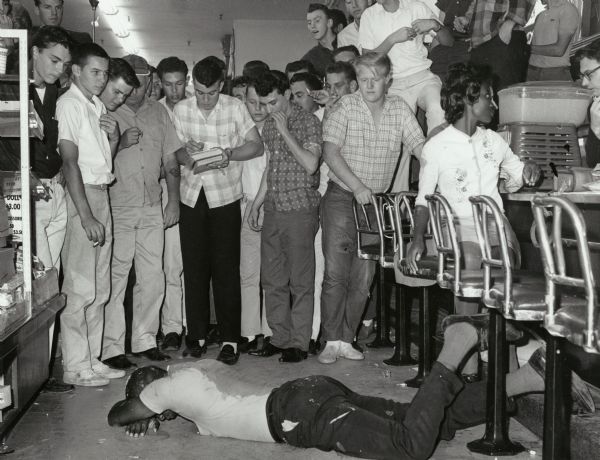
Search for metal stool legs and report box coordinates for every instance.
[404,287,433,387]
[368,265,394,348]
[543,335,571,460]
[467,310,525,456]
[384,284,416,365]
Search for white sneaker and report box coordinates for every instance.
[338,341,365,361]
[318,341,340,364]
[63,369,109,387]
[92,361,126,379]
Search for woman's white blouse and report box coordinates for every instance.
[415,125,524,218]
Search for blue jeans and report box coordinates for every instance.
[320,182,377,342]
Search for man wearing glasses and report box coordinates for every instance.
[575,41,600,167]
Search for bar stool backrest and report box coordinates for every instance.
[372,194,397,268]
[469,195,514,315]
[352,194,381,261]
[425,193,461,293]
[532,196,598,352]
[391,192,417,262]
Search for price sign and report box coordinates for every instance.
[2,174,22,242]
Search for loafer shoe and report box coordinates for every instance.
[133,347,171,361]
[161,332,182,351]
[528,346,595,415]
[92,361,126,379]
[249,342,283,357]
[339,341,365,360]
[63,369,109,387]
[238,337,259,353]
[318,341,340,364]
[217,344,240,365]
[279,348,307,363]
[103,354,137,370]
[183,340,207,358]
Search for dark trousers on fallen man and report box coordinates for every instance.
[266,362,488,460]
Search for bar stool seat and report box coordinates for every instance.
[549,300,598,349]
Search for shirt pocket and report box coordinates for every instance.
[532,17,559,46]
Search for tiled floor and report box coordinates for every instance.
[6,343,541,460]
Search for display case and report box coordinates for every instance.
[0,28,32,341]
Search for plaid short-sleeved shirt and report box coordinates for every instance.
[172,95,256,209]
[468,0,536,48]
[323,93,425,193]
[263,103,322,212]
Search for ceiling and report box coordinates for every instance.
[19,0,323,68]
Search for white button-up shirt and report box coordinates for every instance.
[56,83,114,185]
[416,125,524,218]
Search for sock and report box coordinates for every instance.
[223,341,237,352]
[198,339,205,347]
[506,363,544,397]
[244,335,255,342]
[437,324,478,372]
[363,319,373,327]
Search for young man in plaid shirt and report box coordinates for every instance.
[173,57,263,365]
[319,52,425,365]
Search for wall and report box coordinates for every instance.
[233,19,315,75]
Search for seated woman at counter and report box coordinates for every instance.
[406,63,542,380]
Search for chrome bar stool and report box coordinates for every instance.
[389,192,437,384]
[352,194,393,348]
[468,195,546,456]
[533,195,599,460]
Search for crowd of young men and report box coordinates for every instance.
[4,0,591,391]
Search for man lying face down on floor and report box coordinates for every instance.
[108,318,594,460]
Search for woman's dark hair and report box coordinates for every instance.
[254,70,290,97]
[125,366,168,399]
[441,63,493,124]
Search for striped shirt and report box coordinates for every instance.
[323,92,425,193]
[172,95,255,208]
[467,0,536,48]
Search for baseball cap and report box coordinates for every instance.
[122,54,151,76]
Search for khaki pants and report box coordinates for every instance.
[389,69,445,193]
[159,179,185,335]
[240,199,272,338]
[60,187,112,373]
[102,204,165,359]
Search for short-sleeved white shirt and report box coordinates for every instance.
[416,126,524,218]
[56,83,114,185]
[359,1,436,80]
[338,22,360,49]
[241,123,267,201]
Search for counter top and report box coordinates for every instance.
[504,191,600,204]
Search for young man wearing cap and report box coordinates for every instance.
[57,43,123,387]
[172,56,263,365]
[101,55,183,370]
[155,56,190,351]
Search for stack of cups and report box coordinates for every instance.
[0,47,8,74]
